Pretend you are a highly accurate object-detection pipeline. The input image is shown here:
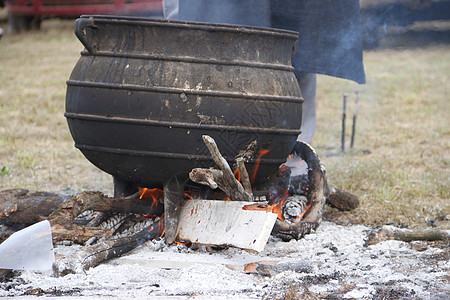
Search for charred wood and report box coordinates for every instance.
[163,178,184,245]
[271,142,327,241]
[0,189,66,226]
[47,191,163,243]
[53,218,164,276]
[289,174,360,211]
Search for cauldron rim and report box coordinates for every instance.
[79,14,299,39]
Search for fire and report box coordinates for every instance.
[139,187,163,201]
[268,189,289,220]
[233,168,241,182]
[142,215,165,239]
[183,192,193,200]
[250,149,270,183]
[137,186,196,239]
[138,187,163,217]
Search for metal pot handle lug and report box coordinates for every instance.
[74,17,98,54]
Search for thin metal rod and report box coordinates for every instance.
[350,91,359,149]
[341,94,348,153]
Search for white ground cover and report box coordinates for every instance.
[1,221,448,299]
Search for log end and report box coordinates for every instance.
[327,189,360,211]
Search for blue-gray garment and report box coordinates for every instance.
[178,0,365,84]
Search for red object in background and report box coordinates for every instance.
[6,0,162,16]
[5,0,162,32]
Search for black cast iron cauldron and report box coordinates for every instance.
[65,15,302,191]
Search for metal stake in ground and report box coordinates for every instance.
[341,94,348,153]
[350,91,359,149]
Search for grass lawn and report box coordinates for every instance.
[0,18,448,229]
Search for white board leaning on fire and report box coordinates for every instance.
[176,200,278,252]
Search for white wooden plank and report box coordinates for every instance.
[176,200,277,252]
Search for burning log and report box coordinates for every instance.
[190,137,329,241]
[271,142,327,241]
[288,174,360,212]
[189,135,253,202]
[365,226,450,246]
[281,195,310,222]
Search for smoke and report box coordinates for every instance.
[360,1,450,49]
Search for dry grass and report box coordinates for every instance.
[0,19,113,195]
[314,47,449,228]
[0,18,448,228]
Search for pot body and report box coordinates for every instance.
[65,15,302,187]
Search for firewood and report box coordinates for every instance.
[163,178,184,245]
[365,226,450,246]
[47,191,164,243]
[189,135,253,201]
[236,157,252,195]
[271,142,327,241]
[326,188,360,211]
[0,189,66,226]
[281,174,360,212]
[50,223,113,245]
[53,218,164,276]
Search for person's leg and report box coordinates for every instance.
[296,73,316,144]
[285,73,317,175]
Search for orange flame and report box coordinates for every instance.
[174,240,189,245]
[139,187,164,217]
[233,168,241,182]
[183,191,193,200]
[142,214,165,238]
[250,149,270,183]
[268,188,289,220]
[299,204,311,219]
[139,187,163,201]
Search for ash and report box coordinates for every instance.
[1,222,448,299]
